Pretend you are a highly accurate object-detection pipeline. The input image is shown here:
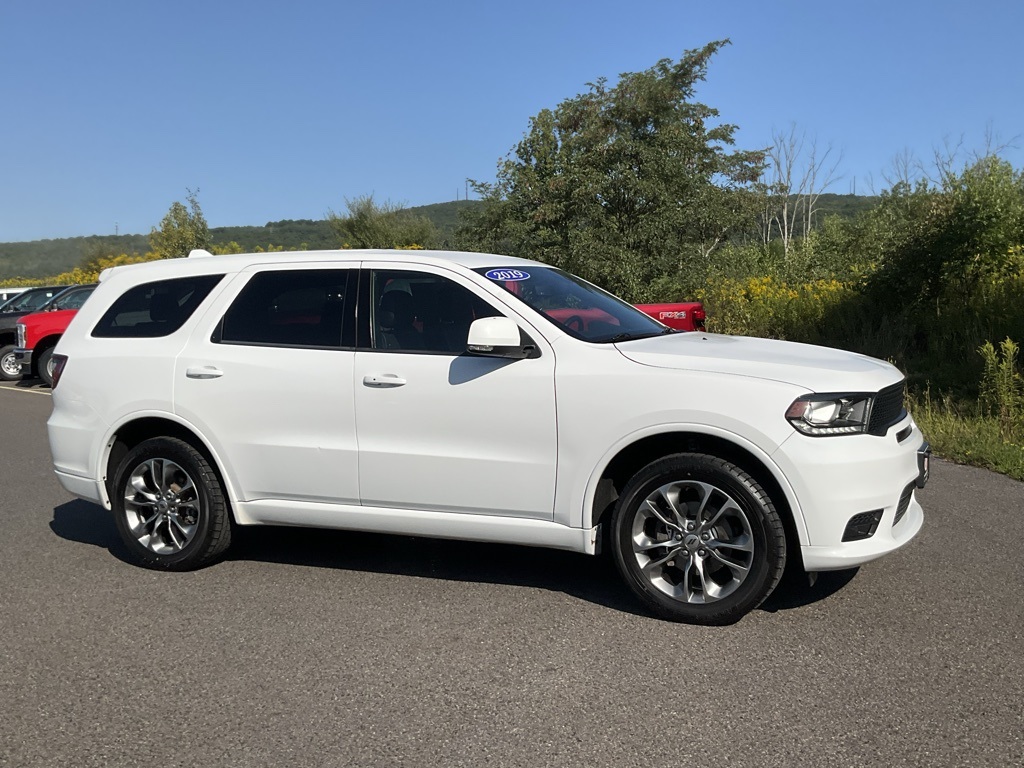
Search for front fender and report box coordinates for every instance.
[578,422,808,545]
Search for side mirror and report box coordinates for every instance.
[467,317,539,359]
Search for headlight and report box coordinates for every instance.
[16,323,25,348]
[786,393,872,436]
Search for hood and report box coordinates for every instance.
[616,332,903,393]
[23,308,79,323]
[0,310,34,329]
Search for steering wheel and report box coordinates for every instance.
[563,315,585,333]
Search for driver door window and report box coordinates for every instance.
[370,270,500,354]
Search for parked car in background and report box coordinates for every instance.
[0,285,66,315]
[14,285,97,385]
[0,287,30,305]
[0,285,75,381]
[47,250,927,625]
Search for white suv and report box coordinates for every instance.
[47,250,928,624]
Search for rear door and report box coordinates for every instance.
[175,264,360,505]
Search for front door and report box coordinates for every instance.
[353,266,557,520]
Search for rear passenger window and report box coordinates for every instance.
[93,275,224,338]
[218,269,352,348]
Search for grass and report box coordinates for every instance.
[910,394,1024,481]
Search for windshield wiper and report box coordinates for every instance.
[604,328,676,343]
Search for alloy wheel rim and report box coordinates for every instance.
[123,458,201,554]
[630,480,754,604]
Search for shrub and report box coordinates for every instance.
[699,275,852,342]
[978,338,1024,441]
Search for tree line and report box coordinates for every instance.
[448,40,1024,398]
[7,39,1022,402]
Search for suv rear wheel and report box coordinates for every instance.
[610,453,786,624]
[112,437,232,570]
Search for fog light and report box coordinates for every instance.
[842,509,883,542]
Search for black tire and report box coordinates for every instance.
[0,343,20,381]
[610,453,786,625]
[112,437,232,570]
[36,346,54,386]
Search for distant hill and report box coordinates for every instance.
[407,200,482,240]
[812,193,880,219]
[0,234,151,281]
[209,219,337,252]
[0,201,483,280]
[206,200,484,252]
[0,196,875,281]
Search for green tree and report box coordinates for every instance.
[457,41,765,302]
[326,195,440,249]
[867,156,1024,310]
[804,153,1024,392]
[150,190,210,259]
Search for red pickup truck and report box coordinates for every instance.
[634,302,706,331]
[14,285,96,385]
[544,301,706,335]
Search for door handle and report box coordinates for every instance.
[186,366,224,379]
[363,374,407,388]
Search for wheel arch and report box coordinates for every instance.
[35,333,63,352]
[103,414,242,522]
[587,428,807,557]
[32,334,64,376]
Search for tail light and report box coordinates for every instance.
[50,354,68,389]
[692,307,706,330]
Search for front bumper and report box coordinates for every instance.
[800,498,923,570]
[773,413,928,571]
[14,347,33,374]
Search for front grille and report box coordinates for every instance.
[842,509,883,541]
[893,482,914,526]
[868,380,907,436]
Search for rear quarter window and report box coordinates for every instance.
[92,275,224,338]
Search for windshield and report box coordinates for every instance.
[47,285,96,310]
[3,288,59,312]
[475,266,669,343]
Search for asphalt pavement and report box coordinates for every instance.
[1,381,1021,767]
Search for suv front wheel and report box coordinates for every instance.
[112,437,233,570]
[610,453,786,625]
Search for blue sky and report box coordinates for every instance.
[1,0,1021,243]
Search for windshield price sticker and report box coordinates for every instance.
[485,269,531,281]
